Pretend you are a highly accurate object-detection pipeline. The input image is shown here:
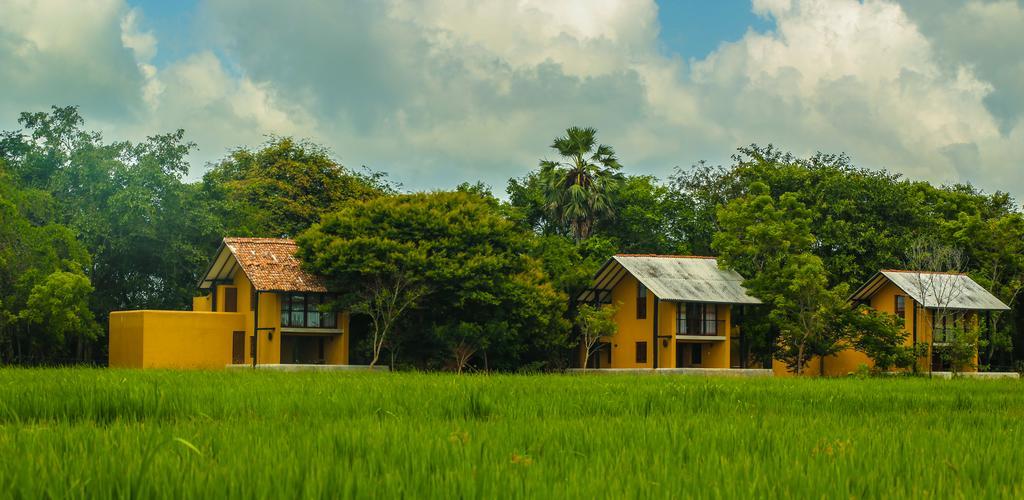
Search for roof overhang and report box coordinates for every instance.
[850,270,1010,311]
[576,255,762,305]
[198,243,238,290]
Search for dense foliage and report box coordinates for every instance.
[2,107,1022,371]
[297,191,569,371]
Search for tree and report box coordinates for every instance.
[672,145,941,288]
[576,303,618,370]
[354,271,428,368]
[714,183,852,375]
[933,326,980,375]
[2,106,221,363]
[950,212,1024,368]
[846,306,916,372]
[769,254,851,375]
[297,191,569,371]
[904,238,971,374]
[202,136,391,238]
[538,126,623,242]
[0,163,98,363]
[20,270,99,358]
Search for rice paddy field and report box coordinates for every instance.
[0,370,1022,499]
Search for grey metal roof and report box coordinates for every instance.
[850,270,1009,311]
[577,255,762,304]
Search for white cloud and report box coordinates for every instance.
[1,0,1022,197]
[686,0,1010,187]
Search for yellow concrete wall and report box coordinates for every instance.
[706,304,731,368]
[325,312,350,364]
[109,310,246,369]
[109,311,145,367]
[600,275,654,368]
[193,294,212,312]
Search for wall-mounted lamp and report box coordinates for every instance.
[662,339,669,348]
[268,331,274,341]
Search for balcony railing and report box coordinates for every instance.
[677,319,726,336]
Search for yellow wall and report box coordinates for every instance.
[193,294,212,312]
[600,274,654,368]
[110,268,350,368]
[109,310,246,369]
[582,274,733,369]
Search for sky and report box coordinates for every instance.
[1,0,1022,199]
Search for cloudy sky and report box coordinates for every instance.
[2,0,1022,197]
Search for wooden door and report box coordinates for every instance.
[232,331,245,364]
[224,287,238,312]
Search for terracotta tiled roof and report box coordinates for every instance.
[223,237,329,293]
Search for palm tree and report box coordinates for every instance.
[540,126,623,242]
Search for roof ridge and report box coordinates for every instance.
[615,254,717,259]
[882,269,966,276]
[224,237,297,245]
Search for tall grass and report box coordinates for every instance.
[0,369,1022,498]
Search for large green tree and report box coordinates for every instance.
[202,137,391,238]
[0,164,98,363]
[297,191,570,371]
[714,183,854,374]
[1,106,221,361]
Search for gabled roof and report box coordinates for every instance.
[198,238,328,293]
[577,254,762,305]
[850,270,1009,311]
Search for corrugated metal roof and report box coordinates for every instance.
[851,270,1009,311]
[198,238,329,293]
[578,255,762,304]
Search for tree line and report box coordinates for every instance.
[1,108,1022,372]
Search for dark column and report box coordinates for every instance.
[252,290,260,367]
[652,296,660,369]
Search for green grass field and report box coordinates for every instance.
[1,370,1022,499]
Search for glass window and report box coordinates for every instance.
[279,293,339,329]
[280,295,291,327]
[636,283,647,319]
[321,306,337,328]
[307,295,321,328]
[677,304,686,334]
[895,295,906,318]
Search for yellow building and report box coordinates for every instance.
[576,255,762,370]
[775,269,1010,376]
[110,237,349,368]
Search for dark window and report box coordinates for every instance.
[635,341,648,364]
[636,283,648,319]
[280,293,338,328]
[224,287,238,312]
[895,295,906,318]
[676,303,685,333]
[232,331,245,364]
[691,344,702,365]
[250,288,257,311]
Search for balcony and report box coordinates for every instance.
[676,319,727,340]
